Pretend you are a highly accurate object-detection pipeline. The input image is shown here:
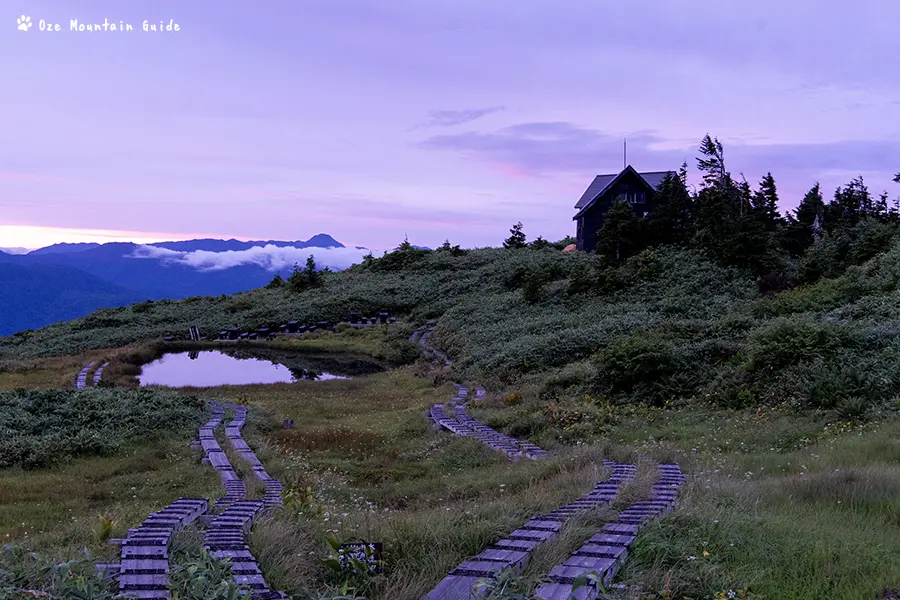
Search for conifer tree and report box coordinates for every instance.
[396,235,413,251]
[827,176,871,230]
[646,166,693,246]
[692,136,741,259]
[697,134,727,189]
[596,200,642,261]
[503,222,527,249]
[874,190,890,222]
[751,172,781,231]
[783,183,824,256]
[530,235,550,249]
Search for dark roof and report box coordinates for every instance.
[574,174,618,209]
[573,166,676,219]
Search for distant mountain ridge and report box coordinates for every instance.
[26,234,344,255]
[0,233,359,336]
[0,262,144,335]
[28,242,102,255]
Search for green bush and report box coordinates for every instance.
[595,334,681,397]
[744,318,854,372]
[0,389,206,469]
[168,550,251,600]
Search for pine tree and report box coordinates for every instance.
[874,190,890,222]
[288,255,322,291]
[287,262,305,291]
[646,170,693,246]
[596,200,643,261]
[827,176,871,229]
[304,255,322,287]
[530,235,550,249]
[751,172,780,231]
[692,132,738,253]
[737,176,752,218]
[503,222,527,249]
[783,183,824,256]
[697,134,726,189]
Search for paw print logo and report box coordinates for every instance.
[17,15,32,31]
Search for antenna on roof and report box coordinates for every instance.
[623,138,627,169]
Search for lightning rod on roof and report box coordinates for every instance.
[623,138,627,169]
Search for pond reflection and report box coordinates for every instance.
[139,351,350,387]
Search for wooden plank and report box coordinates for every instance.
[422,575,482,600]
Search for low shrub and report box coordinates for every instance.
[595,334,681,397]
[0,388,206,469]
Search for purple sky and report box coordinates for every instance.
[2,0,899,251]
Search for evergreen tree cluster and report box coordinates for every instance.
[582,134,900,288]
[286,255,325,291]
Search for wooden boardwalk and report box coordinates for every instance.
[223,404,284,508]
[202,401,287,599]
[413,320,689,599]
[99,400,287,599]
[73,360,109,388]
[428,391,549,460]
[423,462,636,600]
[74,361,95,389]
[413,320,452,368]
[414,323,547,460]
[117,498,209,599]
[92,361,109,385]
[535,463,687,599]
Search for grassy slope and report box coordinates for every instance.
[5,244,900,418]
[0,247,751,370]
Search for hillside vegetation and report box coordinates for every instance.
[3,241,900,423]
[0,262,144,336]
[4,137,899,425]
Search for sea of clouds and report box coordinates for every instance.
[129,244,373,272]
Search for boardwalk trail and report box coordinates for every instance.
[415,324,548,460]
[413,321,688,599]
[428,386,548,460]
[424,462,636,600]
[73,360,109,388]
[74,361,95,389]
[99,400,287,599]
[535,463,687,599]
[82,317,685,598]
[92,361,108,385]
[115,499,209,598]
[200,401,287,599]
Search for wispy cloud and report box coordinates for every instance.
[412,106,506,130]
[418,121,900,198]
[129,244,371,272]
[418,123,678,174]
